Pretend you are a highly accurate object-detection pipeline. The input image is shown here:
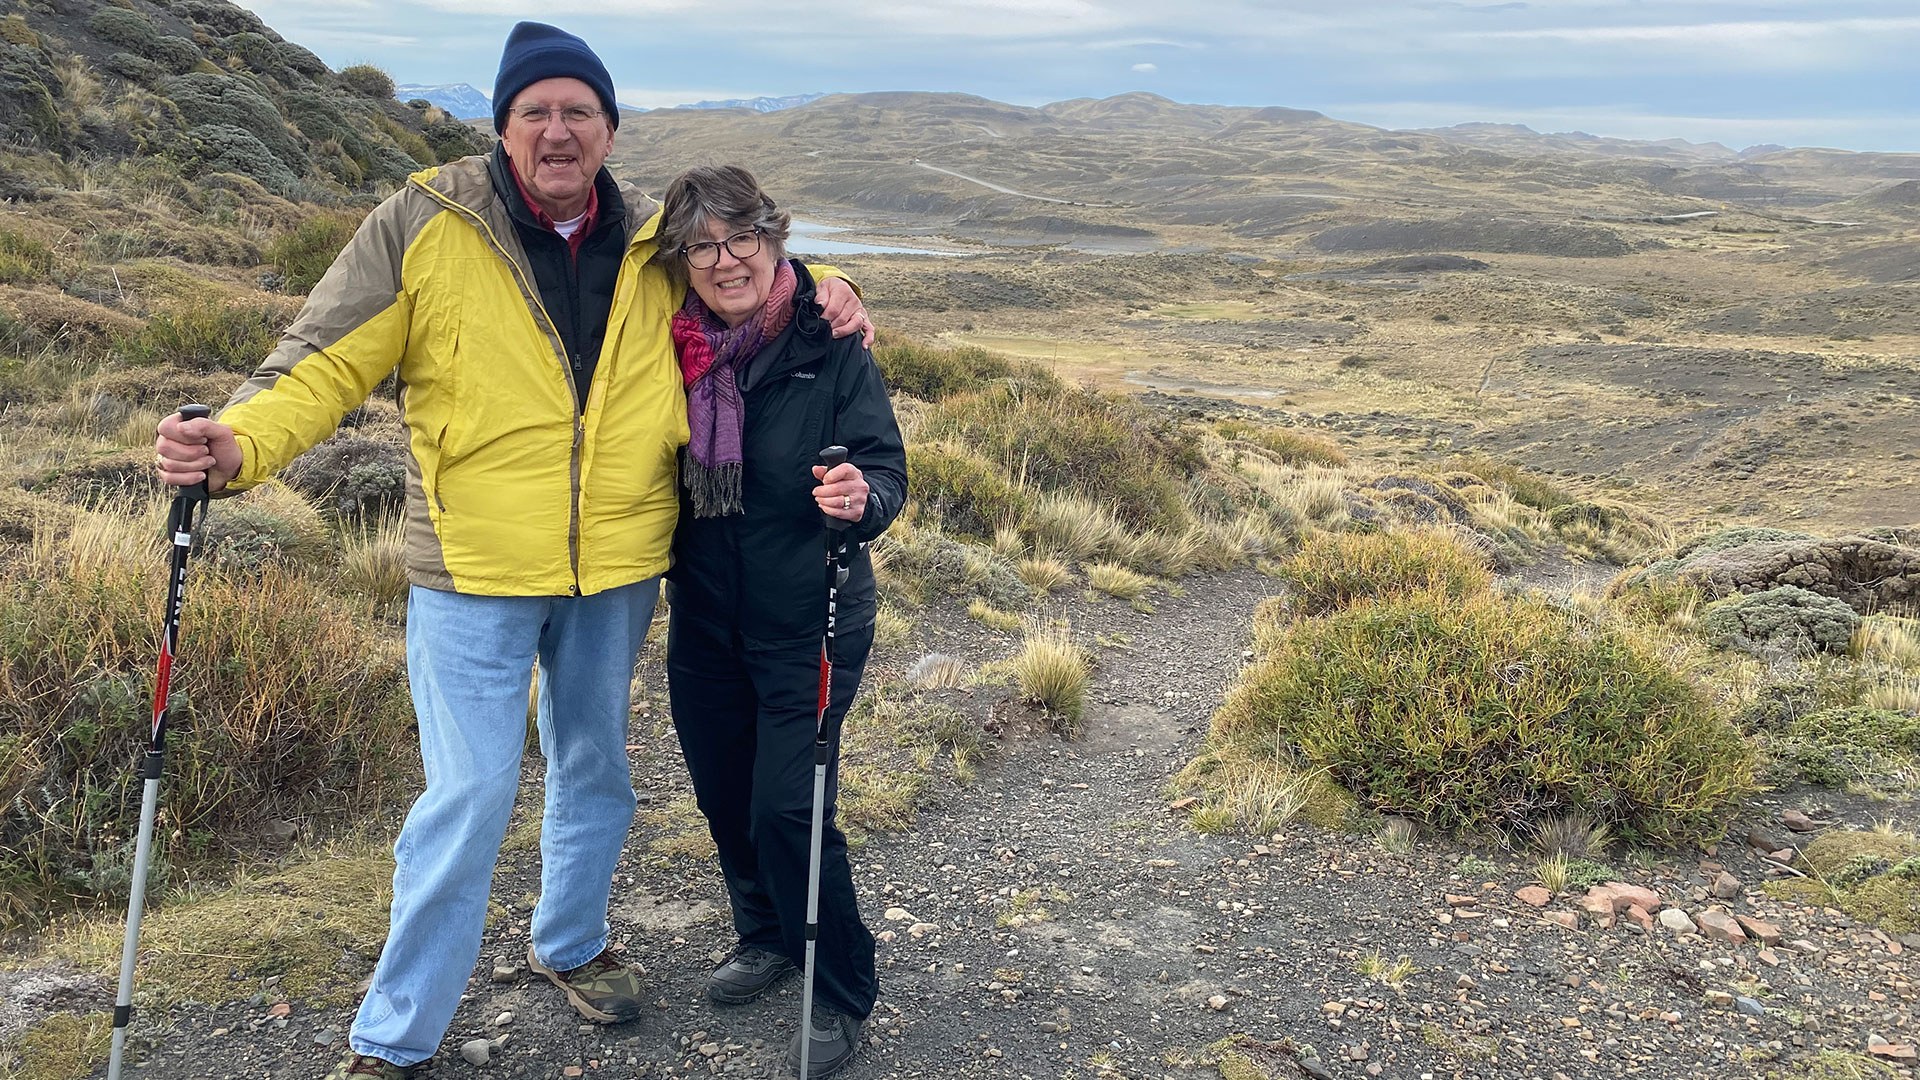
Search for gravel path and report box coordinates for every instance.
[57,568,1920,1078]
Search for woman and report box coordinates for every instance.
[656,164,907,1079]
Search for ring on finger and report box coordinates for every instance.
[842,494,851,510]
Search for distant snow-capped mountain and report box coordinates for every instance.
[395,83,492,120]
[671,93,827,113]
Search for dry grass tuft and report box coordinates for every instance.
[1016,555,1072,596]
[1085,561,1152,600]
[340,512,408,617]
[1011,627,1092,733]
[967,599,1023,632]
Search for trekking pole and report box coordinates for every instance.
[799,445,852,1080]
[107,403,212,1080]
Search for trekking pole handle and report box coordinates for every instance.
[818,445,853,533]
[175,404,213,502]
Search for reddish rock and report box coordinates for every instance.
[1734,914,1782,945]
[1695,908,1748,944]
[1580,890,1617,918]
[1544,911,1579,930]
[1710,871,1743,900]
[1870,1041,1918,1063]
[1780,808,1818,832]
[1608,882,1662,912]
[1514,886,1551,908]
[1445,893,1479,907]
[1624,905,1655,933]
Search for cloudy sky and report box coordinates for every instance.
[233,0,1919,152]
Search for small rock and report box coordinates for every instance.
[1780,809,1819,833]
[1695,909,1748,945]
[460,1039,492,1066]
[907,922,940,938]
[1704,990,1735,1008]
[883,907,912,922]
[1870,1039,1918,1063]
[563,1068,585,1079]
[1544,911,1578,930]
[699,1043,721,1057]
[1659,908,1697,934]
[1734,996,1765,1017]
[1444,894,1478,907]
[312,1029,337,1048]
[1207,994,1229,1011]
[493,1011,514,1027]
[491,965,521,983]
[1513,886,1551,907]
[267,1003,291,1019]
[1624,905,1655,933]
[1711,871,1743,900]
[1734,915,1782,945]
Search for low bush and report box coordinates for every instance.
[1698,584,1859,657]
[919,372,1203,531]
[1271,529,1491,616]
[196,483,327,573]
[0,226,55,284]
[337,63,395,100]
[907,442,1028,540]
[1765,706,1920,792]
[1216,418,1348,467]
[871,522,1031,611]
[1210,589,1752,844]
[1449,457,1573,511]
[1085,561,1151,600]
[1547,499,1667,565]
[873,339,1016,401]
[0,513,411,925]
[120,296,291,372]
[267,211,361,294]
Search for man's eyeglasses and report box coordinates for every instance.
[510,105,607,130]
[678,228,763,270]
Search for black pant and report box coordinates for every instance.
[666,608,878,1021]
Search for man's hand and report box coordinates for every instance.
[155,412,241,494]
[815,277,875,347]
[812,461,868,523]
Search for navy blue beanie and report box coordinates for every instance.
[492,21,618,133]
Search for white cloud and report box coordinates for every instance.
[1130,62,1157,74]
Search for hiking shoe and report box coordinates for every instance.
[706,943,796,1005]
[527,943,644,1024]
[785,1004,863,1078]
[323,1052,413,1079]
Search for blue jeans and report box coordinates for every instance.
[350,578,659,1066]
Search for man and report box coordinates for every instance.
[154,23,870,1080]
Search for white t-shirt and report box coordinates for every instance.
[553,211,588,241]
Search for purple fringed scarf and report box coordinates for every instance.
[670,259,798,517]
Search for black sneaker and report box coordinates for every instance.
[785,1004,863,1078]
[706,944,796,1004]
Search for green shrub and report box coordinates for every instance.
[0,515,410,926]
[1698,584,1859,657]
[268,211,360,294]
[1766,706,1920,792]
[874,340,1017,401]
[0,226,54,284]
[337,63,395,100]
[919,373,1203,530]
[907,442,1027,539]
[122,297,288,372]
[185,122,301,194]
[87,8,160,51]
[276,41,327,78]
[196,495,325,573]
[1212,590,1752,844]
[164,73,306,173]
[1776,829,1920,934]
[1676,526,1813,559]
[143,35,203,75]
[1547,499,1667,565]
[873,524,1032,611]
[1271,530,1491,616]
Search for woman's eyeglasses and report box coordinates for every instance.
[678,228,763,269]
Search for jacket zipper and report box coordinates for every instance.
[414,179,587,594]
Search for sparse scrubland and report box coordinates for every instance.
[3,3,1919,1076]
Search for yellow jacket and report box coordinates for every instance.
[221,155,837,597]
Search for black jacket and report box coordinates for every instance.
[666,262,908,647]
[488,145,628,410]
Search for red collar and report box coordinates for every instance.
[509,167,599,257]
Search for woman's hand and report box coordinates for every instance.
[815,277,875,347]
[812,460,868,523]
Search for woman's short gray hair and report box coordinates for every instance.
[656,164,791,285]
